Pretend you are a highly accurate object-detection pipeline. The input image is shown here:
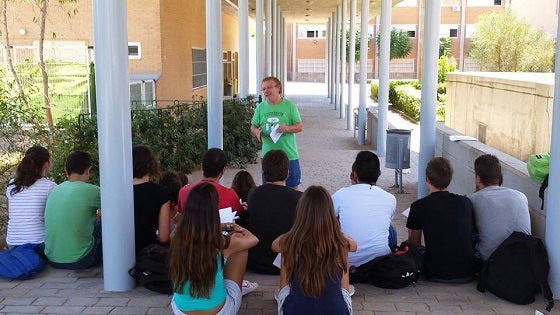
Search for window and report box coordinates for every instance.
[297,24,326,39]
[128,42,141,59]
[192,48,207,89]
[407,30,416,37]
[130,80,156,109]
[306,30,317,38]
[494,0,502,5]
[393,24,417,38]
[449,28,458,38]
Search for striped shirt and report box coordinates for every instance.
[6,177,57,246]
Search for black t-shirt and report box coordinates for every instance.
[406,191,475,280]
[133,181,170,253]
[247,184,302,274]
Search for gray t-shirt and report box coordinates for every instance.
[468,186,531,260]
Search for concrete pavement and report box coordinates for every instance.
[0,82,556,314]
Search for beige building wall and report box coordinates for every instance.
[510,0,558,37]
[445,72,553,161]
[2,0,241,103]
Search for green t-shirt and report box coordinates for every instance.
[44,180,101,263]
[251,98,302,160]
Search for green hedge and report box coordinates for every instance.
[370,80,446,122]
[48,98,259,185]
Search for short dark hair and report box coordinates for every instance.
[474,154,502,186]
[132,145,160,179]
[65,150,92,175]
[262,150,289,182]
[159,171,182,205]
[352,151,381,184]
[202,148,227,178]
[426,157,452,190]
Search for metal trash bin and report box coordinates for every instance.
[385,129,411,193]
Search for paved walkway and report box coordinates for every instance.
[0,82,557,314]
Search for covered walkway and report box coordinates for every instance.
[0,82,556,314]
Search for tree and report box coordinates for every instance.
[439,37,451,58]
[469,9,555,72]
[375,28,413,60]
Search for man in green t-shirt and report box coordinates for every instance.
[251,76,303,189]
[44,151,102,270]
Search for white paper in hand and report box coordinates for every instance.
[401,207,410,218]
[219,207,236,223]
[273,253,282,268]
[270,124,283,143]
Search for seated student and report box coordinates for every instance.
[247,150,302,274]
[132,146,171,253]
[331,151,396,270]
[406,157,475,282]
[6,146,56,249]
[44,151,101,270]
[272,186,357,315]
[468,154,531,261]
[231,170,256,227]
[169,183,259,315]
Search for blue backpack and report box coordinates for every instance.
[0,243,46,280]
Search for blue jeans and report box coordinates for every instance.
[49,220,102,270]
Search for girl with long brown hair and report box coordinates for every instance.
[6,146,56,248]
[168,182,258,315]
[272,185,357,315]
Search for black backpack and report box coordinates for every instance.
[350,243,421,289]
[128,243,172,295]
[477,231,554,311]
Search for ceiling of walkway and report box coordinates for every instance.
[225,0,404,24]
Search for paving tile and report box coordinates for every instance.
[64,297,99,307]
[42,305,86,314]
[2,297,37,305]
[108,306,149,314]
[0,305,45,313]
[32,296,67,306]
[127,296,170,307]
[94,297,129,307]
[146,307,172,315]
[81,306,115,314]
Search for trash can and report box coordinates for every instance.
[385,129,411,193]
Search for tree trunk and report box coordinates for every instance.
[1,0,42,130]
[38,0,55,132]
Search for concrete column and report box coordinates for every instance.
[417,0,441,198]
[292,22,297,82]
[458,0,466,71]
[334,5,341,111]
[377,0,391,157]
[265,0,272,75]
[281,16,286,88]
[238,0,249,98]
[206,0,223,149]
[327,18,332,100]
[347,0,356,130]
[271,0,277,77]
[357,0,369,145]
[339,0,347,119]
[256,0,264,93]
[330,12,336,105]
[544,5,560,298]
[92,0,135,291]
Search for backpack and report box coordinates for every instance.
[477,231,554,311]
[350,243,420,289]
[128,243,172,294]
[0,243,46,280]
[527,154,549,209]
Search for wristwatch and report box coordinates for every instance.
[225,223,234,232]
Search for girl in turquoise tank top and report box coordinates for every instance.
[168,183,259,315]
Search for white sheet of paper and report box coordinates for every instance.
[219,207,236,223]
[270,124,283,143]
[449,135,477,142]
[272,253,282,269]
[401,207,410,218]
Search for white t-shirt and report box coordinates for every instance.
[6,177,57,246]
[332,184,396,267]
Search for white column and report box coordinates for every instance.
[292,22,297,82]
[347,0,357,130]
[238,0,249,98]
[327,18,332,99]
[256,0,264,93]
[357,0,369,145]
[334,5,341,111]
[265,0,272,75]
[330,12,336,105]
[377,0,391,157]
[458,0,466,71]
[272,0,278,77]
[206,0,223,149]
[92,0,135,291]
[417,0,441,198]
[339,0,347,119]
[544,5,560,298]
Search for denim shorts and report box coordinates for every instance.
[285,159,302,188]
[171,279,242,315]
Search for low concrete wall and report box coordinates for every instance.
[445,72,554,162]
[436,123,547,239]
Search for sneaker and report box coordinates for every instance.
[241,280,258,296]
[348,284,355,297]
